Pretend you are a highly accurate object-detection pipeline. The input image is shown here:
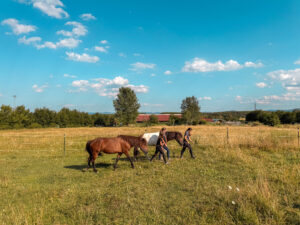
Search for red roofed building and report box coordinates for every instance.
[136,114,182,123]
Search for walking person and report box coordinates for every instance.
[180,127,195,159]
[159,127,170,160]
[150,128,168,164]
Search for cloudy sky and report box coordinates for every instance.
[1,0,300,112]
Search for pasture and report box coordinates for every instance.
[0,125,299,225]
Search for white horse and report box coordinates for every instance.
[141,132,159,146]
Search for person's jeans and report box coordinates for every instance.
[159,145,170,159]
[150,145,167,163]
[180,141,195,158]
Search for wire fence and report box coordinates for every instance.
[0,127,299,155]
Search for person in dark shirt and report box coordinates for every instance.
[159,128,170,160]
[180,127,195,159]
[150,128,168,164]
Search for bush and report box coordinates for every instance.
[28,123,43,129]
[199,119,208,125]
[259,112,280,126]
[148,115,159,124]
[246,111,280,126]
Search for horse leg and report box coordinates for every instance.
[124,151,134,169]
[133,147,139,161]
[92,152,98,173]
[114,153,122,170]
[86,155,91,170]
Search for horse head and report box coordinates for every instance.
[175,132,184,146]
[139,137,149,159]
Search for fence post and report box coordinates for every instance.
[298,127,300,148]
[64,133,66,156]
[227,127,229,145]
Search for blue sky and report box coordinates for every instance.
[1,0,300,112]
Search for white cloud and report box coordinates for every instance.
[256,94,298,105]
[166,81,172,84]
[119,52,126,58]
[142,103,163,107]
[70,76,148,97]
[32,84,48,92]
[57,21,87,37]
[100,40,108,44]
[65,52,99,63]
[18,36,41,44]
[63,73,76,78]
[182,58,263,72]
[80,13,96,21]
[294,59,300,65]
[94,46,108,53]
[133,53,141,57]
[199,96,212,100]
[24,0,69,19]
[256,82,267,88]
[150,73,156,77]
[268,68,300,92]
[36,38,81,49]
[164,70,172,75]
[130,62,156,72]
[235,95,243,102]
[1,18,36,35]
[244,61,263,68]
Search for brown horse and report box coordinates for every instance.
[85,135,148,172]
[134,131,183,159]
[165,131,184,146]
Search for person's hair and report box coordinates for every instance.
[187,127,192,131]
[159,127,166,138]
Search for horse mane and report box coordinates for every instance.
[117,135,146,147]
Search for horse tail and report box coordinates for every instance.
[85,140,92,156]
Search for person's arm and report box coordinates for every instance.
[188,133,193,144]
[160,138,164,146]
[184,135,189,144]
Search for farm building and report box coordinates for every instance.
[136,114,182,123]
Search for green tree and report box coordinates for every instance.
[113,87,140,125]
[146,114,158,126]
[181,96,201,125]
[33,108,57,127]
[277,112,296,124]
[10,105,33,128]
[246,110,263,122]
[296,111,300,123]
[259,112,280,126]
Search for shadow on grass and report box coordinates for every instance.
[64,162,111,171]
[113,156,150,162]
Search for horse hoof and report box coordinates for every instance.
[94,170,98,173]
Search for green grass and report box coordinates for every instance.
[0,127,300,224]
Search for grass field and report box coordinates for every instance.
[0,125,299,225]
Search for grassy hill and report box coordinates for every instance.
[0,126,299,224]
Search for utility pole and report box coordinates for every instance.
[12,95,16,110]
[254,102,257,111]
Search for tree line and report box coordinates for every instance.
[0,87,203,129]
[245,110,300,126]
[0,104,119,129]
[2,87,297,129]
